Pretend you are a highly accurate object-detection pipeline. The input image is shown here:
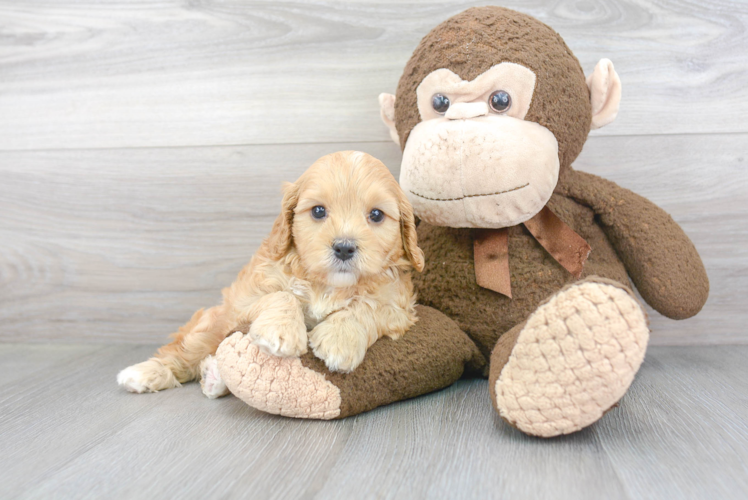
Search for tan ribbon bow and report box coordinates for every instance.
[473,206,591,298]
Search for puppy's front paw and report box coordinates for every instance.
[309,321,368,373]
[117,358,180,393]
[200,355,230,399]
[249,311,308,358]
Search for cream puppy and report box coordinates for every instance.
[117,151,425,398]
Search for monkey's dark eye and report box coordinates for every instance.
[432,94,450,114]
[311,206,327,220]
[489,90,512,113]
[369,208,384,223]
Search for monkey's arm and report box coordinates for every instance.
[558,169,708,319]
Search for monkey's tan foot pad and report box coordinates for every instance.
[490,279,649,438]
[216,305,485,420]
[216,332,342,419]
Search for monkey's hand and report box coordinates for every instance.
[558,169,708,320]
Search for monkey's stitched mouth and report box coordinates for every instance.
[409,183,529,202]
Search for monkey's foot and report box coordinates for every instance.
[216,332,342,419]
[489,278,649,438]
[215,305,484,420]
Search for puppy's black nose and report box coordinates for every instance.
[332,240,357,261]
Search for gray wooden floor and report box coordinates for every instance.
[0,344,746,500]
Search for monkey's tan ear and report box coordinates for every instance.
[266,181,300,260]
[397,189,425,272]
[587,59,622,130]
[378,93,400,146]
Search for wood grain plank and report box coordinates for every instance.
[6,344,627,500]
[595,346,748,499]
[1,0,747,150]
[1,134,744,344]
[2,344,747,499]
[314,380,629,500]
[0,343,103,390]
[0,345,169,497]
[23,385,353,500]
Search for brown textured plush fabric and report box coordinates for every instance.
[394,6,591,171]
[299,305,485,419]
[557,169,709,319]
[413,192,630,360]
[488,321,524,412]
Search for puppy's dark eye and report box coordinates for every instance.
[369,208,384,223]
[311,206,326,220]
[489,90,511,113]
[432,94,450,114]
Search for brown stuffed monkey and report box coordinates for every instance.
[216,6,708,437]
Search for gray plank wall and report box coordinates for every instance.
[1,0,746,345]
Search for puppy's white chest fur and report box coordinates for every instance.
[288,277,352,330]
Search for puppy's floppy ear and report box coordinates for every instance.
[266,181,300,260]
[397,188,425,272]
